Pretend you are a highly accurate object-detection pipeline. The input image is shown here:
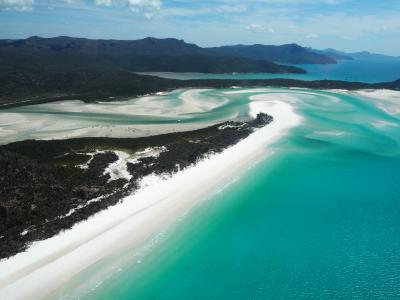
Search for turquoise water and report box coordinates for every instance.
[140,58,400,83]
[49,88,400,299]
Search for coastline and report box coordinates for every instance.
[0,100,301,300]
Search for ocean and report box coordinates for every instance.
[46,87,400,299]
[1,59,400,299]
[140,58,400,83]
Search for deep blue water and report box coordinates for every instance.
[140,58,400,83]
[297,58,400,82]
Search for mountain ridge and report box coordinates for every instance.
[0,36,306,74]
[207,43,336,64]
[315,48,400,60]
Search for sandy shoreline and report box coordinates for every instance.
[0,100,300,300]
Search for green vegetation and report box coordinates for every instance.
[0,36,305,75]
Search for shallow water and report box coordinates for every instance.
[40,87,400,299]
[0,89,250,144]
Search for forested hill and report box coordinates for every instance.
[207,43,336,64]
[0,36,305,74]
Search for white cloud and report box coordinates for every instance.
[94,0,162,17]
[0,0,34,12]
[246,23,264,33]
[128,0,162,11]
[245,24,276,34]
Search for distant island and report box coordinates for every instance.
[313,48,400,61]
[208,43,337,64]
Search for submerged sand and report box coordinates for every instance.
[0,90,234,145]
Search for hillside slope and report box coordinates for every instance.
[0,36,305,74]
[208,43,337,64]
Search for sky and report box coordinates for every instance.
[0,0,399,55]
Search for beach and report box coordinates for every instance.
[0,99,301,300]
